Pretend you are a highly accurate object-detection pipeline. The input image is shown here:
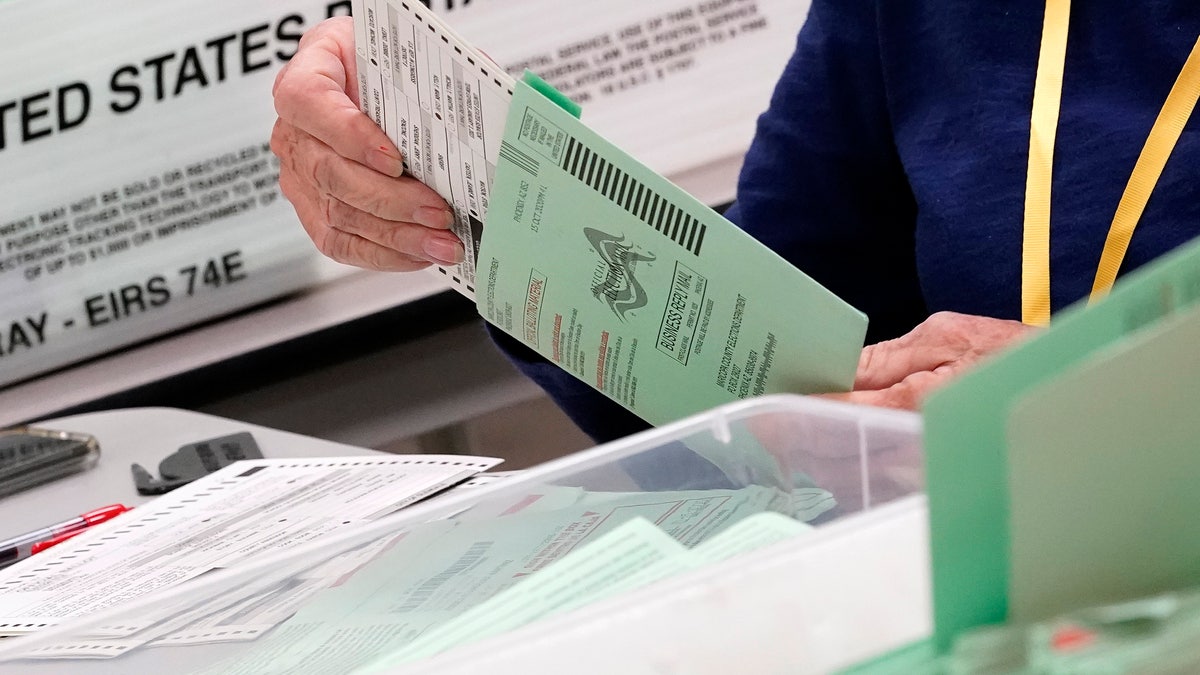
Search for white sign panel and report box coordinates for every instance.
[0,0,808,389]
[446,0,811,177]
[0,0,359,387]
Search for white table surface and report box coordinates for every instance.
[0,407,382,541]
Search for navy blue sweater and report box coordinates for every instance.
[492,0,1200,443]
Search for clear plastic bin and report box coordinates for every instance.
[0,394,923,674]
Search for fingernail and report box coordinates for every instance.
[370,146,403,177]
[414,206,454,229]
[423,237,464,265]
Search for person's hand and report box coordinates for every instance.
[270,17,463,271]
[827,312,1037,410]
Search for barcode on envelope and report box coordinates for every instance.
[559,136,707,256]
[396,541,492,612]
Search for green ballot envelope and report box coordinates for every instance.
[477,74,868,427]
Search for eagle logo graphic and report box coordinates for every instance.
[584,227,655,321]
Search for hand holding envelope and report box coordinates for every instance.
[270,16,462,271]
[274,0,868,430]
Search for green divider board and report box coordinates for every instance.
[1007,302,1200,622]
[922,234,1200,651]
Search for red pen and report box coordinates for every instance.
[31,528,93,554]
[0,504,130,567]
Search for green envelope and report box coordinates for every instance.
[922,234,1200,651]
[476,73,867,427]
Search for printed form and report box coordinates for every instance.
[359,0,515,300]
[15,471,525,657]
[188,485,791,674]
[0,454,499,646]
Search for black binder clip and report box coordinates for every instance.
[131,432,263,495]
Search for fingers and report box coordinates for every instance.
[318,229,434,273]
[835,312,1039,410]
[853,312,1033,390]
[273,121,462,270]
[279,175,463,270]
[853,313,963,390]
[327,194,464,264]
[275,120,448,220]
[854,335,933,392]
[272,18,402,177]
[826,365,957,411]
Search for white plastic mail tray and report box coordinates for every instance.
[0,394,924,674]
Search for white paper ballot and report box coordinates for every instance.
[0,454,500,639]
[362,0,516,299]
[19,534,410,659]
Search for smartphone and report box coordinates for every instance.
[0,427,100,498]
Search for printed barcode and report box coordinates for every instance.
[499,142,539,176]
[395,541,493,612]
[559,137,707,256]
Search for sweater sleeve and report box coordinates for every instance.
[488,0,925,444]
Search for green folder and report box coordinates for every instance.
[922,234,1200,651]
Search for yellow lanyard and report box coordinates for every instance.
[1022,0,1200,326]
